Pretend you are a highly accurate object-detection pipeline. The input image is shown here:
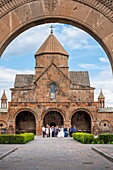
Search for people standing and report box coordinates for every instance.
[57,126,64,137]
[46,125,49,137]
[54,125,59,137]
[42,125,46,138]
[50,126,52,137]
[69,125,76,137]
[73,126,76,133]
[51,126,55,137]
[64,127,68,137]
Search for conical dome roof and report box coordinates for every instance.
[98,89,105,99]
[35,33,69,57]
[1,90,7,100]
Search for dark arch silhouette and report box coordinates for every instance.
[43,110,64,127]
[71,110,91,133]
[16,110,36,134]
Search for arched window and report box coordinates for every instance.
[50,82,57,99]
[1,102,7,109]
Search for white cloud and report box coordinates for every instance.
[2,25,51,58]
[99,57,109,63]
[2,24,99,59]
[0,66,34,101]
[55,26,99,50]
[79,62,113,107]
[78,63,100,70]
[91,67,113,107]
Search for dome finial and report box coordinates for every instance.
[50,25,54,34]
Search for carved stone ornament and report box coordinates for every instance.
[44,0,58,14]
[0,0,113,22]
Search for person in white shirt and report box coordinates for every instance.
[42,126,46,138]
[46,125,49,137]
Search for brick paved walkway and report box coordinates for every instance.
[0,137,113,170]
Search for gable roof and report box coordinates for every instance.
[14,75,35,88]
[35,33,69,57]
[14,71,91,88]
[69,71,90,87]
[35,62,70,83]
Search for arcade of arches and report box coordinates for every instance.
[0,0,113,135]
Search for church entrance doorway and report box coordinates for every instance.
[43,111,63,127]
[71,111,91,133]
[16,111,36,134]
[50,122,56,127]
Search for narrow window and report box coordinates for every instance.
[1,103,7,109]
[50,82,57,99]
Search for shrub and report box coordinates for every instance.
[73,133,113,144]
[72,132,94,144]
[91,138,99,144]
[98,134,113,144]
[0,133,34,144]
[20,133,34,144]
[0,134,24,144]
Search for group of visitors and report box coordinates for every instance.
[42,125,76,138]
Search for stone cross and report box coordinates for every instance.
[50,25,54,34]
[0,123,3,127]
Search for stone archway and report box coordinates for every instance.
[43,110,64,127]
[16,110,36,134]
[0,0,113,72]
[71,110,91,133]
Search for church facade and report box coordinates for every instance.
[0,32,113,135]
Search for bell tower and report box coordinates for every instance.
[98,89,105,108]
[34,27,69,80]
[1,89,7,109]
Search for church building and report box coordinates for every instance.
[0,30,113,135]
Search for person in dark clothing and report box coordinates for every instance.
[64,127,68,137]
[69,126,76,137]
[54,125,59,137]
[51,126,55,137]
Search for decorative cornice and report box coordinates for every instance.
[0,0,113,22]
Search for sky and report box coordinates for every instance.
[0,23,113,107]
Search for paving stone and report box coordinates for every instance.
[0,137,113,170]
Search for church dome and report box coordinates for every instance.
[35,32,69,57]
